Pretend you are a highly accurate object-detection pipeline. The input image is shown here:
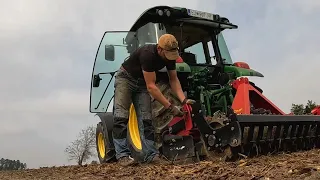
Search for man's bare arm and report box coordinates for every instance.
[143,70,171,108]
[167,70,186,103]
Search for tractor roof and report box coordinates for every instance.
[129,6,238,31]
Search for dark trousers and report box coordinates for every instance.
[112,67,158,162]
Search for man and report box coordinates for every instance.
[112,33,195,166]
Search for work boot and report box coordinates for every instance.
[148,154,169,165]
[118,156,138,167]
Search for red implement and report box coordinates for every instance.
[231,77,286,115]
[168,104,193,136]
[311,106,320,115]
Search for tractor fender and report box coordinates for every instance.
[95,112,114,149]
[96,112,114,132]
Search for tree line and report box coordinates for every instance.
[0,158,27,171]
[291,100,318,115]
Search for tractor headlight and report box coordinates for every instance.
[157,9,164,16]
[165,9,171,17]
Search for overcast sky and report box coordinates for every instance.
[1,0,319,169]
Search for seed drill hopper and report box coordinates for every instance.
[89,6,320,163]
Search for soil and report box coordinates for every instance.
[1,149,320,180]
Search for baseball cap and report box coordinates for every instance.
[158,34,179,60]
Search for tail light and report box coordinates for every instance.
[233,62,250,69]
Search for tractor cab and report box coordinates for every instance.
[90,6,238,113]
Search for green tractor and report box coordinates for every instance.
[90,6,320,164]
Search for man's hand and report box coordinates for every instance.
[167,105,184,116]
[182,98,196,105]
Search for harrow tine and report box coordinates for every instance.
[309,123,317,149]
[273,124,281,151]
[289,124,297,150]
[315,122,320,147]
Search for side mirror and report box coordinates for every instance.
[105,44,115,61]
[92,74,102,87]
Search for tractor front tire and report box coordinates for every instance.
[96,122,116,163]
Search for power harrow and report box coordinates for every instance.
[89,6,320,164]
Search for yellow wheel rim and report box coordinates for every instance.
[128,104,142,151]
[97,132,106,158]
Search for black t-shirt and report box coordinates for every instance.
[121,44,176,79]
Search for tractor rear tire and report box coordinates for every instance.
[127,104,145,162]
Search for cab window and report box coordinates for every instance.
[184,42,206,64]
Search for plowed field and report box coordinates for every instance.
[1,149,320,180]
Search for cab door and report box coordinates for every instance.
[90,31,138,113]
